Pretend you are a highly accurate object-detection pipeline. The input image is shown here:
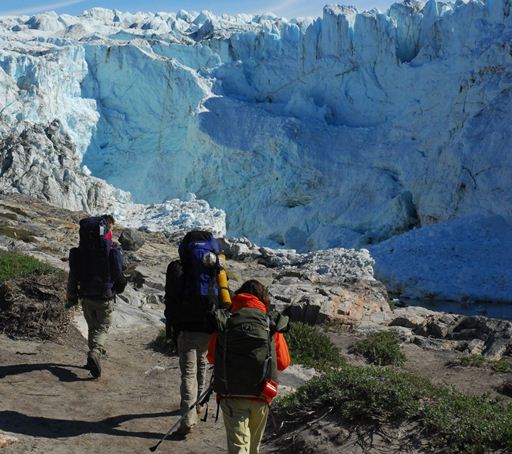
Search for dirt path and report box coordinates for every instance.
[0,328,227,454]
[2,325,510,454]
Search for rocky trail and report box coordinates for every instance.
[0,327,227,454]
[2,324,510,454]
[0,194,511,453]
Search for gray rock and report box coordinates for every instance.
[388,307,435,330]
[218,236,260,260]
[483,337,511,360]
[119,229,146,251]
[278,365,317,395]
[425,314,460,338]
[356,322,386,335]
[387,325,414,341]
[0,119,131,212]
[128,270,145,288]
[465,339,485,355]
[450,328,481,341]
[412,336,460,351]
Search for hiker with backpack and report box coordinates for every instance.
[164,230,228,436]
[66,215,127,378]
[207,279,291,454]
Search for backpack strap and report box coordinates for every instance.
[269,311,290,334]
[258,315,273,387]
[213,308,230,334]
[214,308,231,394]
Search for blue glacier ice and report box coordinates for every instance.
[0,1,511,303]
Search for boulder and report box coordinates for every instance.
[271,277,391,325]
[465,339,485,355]
[412,336,460,351]
[424,313,460,338]
[498,381,512,398]
[217,236,260,260]
[119,229,146,251]
[483,337,511,360]
[388,306,435,330]
[387,325,414,341]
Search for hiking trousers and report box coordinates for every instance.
[220,398,270,454]
[177,331,211,428]
[81,298,114,355]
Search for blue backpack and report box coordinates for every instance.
[178,230,220,302]
[165,231,220,332]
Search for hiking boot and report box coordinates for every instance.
[86,351,101,378]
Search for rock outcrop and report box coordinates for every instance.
[388,307,512,359]
[0,120,128,212]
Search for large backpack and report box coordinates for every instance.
[69,216,123,299]
[178,230,221,306]
[164,231,221,332]
[213,308,278,397]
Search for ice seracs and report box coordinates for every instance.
[0,1,510,305]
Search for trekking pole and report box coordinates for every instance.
[149,379,215,452]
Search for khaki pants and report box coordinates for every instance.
[220,398,269,454]
[81,298,113,355]
[177,331,211,428]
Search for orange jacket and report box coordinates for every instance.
[207,293,291,371]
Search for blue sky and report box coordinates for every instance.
[0,0,395,18]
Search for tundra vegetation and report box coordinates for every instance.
[274,322,512,452]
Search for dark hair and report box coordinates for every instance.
[236,279,270,306]
[102,214,116,227]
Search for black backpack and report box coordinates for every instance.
[69,216,124,299]
[213,309,289,397]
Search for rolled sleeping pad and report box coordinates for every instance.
[217,254,231,307]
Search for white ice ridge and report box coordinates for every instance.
[112,194,226,237]
[0,2,510,257]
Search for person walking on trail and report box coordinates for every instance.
[67,215,127,379]
[208,279,291,454]
[164,230,228,436]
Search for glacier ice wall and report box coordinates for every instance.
[0,1,511,251]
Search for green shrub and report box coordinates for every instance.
[454,354,512,374]
[493,360,512,374]
[284,322,345,371]
[0,250,58,282]
[457,354,487,368]
[350,331,406,366]
[276,365,512,452]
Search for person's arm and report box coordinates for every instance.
[66,248,80,305]
[110,246,127,294]
[274,332,291,371]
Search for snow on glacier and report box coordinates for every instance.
[0,1,511,304]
